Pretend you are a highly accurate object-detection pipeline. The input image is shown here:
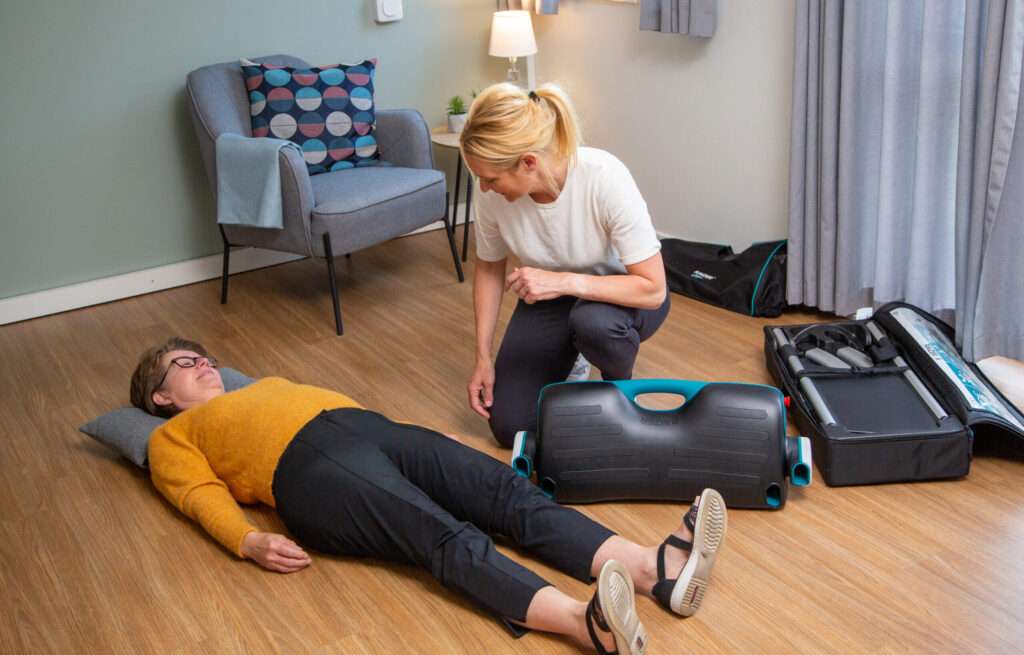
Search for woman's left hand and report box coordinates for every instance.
[241,531,312,573]
[506,267,574,304]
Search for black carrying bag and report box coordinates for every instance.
[661,238,787,317]
[764,302,1024,486]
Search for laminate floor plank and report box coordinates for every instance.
[1,231,1021,653]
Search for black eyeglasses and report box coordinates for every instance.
[155,355,218,390]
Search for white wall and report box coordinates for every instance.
[533,0,795,250]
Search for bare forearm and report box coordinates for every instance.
[474,259,507,362]
[565,273,666,310]
[506,254,667,309]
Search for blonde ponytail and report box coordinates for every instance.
[459,82,582,171]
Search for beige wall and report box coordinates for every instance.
[533,0,795,249]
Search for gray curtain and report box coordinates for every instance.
[535,0,558,14]
[955,0,1024,360]
[640,0,717,37]
[789,0,1024,360]
[505,0,558,15]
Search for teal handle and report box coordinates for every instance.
[511,431,534,478]
[613,379,707,405]
[787,436,813,487]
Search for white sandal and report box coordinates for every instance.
[651,488,728,617]
[586,560,648,654]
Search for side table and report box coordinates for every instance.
[430,127,473,262]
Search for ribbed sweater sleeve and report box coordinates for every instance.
[148,420,256,557]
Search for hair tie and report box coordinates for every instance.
[528,90,540,102]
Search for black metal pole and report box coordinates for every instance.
[440,205,465,283]
[461,177,472,262]
[219,225,230,305]
[323,233,343,335]
[452,155,463,236]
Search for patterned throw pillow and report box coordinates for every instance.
[241,59,380,175]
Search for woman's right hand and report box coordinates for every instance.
[467,360,496,419]
[241,531,312,573]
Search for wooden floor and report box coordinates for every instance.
[2,231,1023,654]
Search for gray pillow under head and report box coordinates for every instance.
[79,368,254,468]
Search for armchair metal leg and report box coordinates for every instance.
[440,207,465,283]
[323,233,344,336]
[219,226,230,304]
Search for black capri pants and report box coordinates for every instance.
[489,294,671,447]
[272,408,615,626]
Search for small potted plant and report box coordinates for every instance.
[447,95,468,133]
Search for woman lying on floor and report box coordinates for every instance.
[131,337,728,655]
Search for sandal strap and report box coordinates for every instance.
[656,535,693,582]
[653,530,695,613]
[684,502,700,533]
[585,595,618,655]
[652,578,676,611]
[666,534,693,553]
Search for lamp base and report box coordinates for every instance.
[505,56,522,86]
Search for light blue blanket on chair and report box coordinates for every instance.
[215,133,299,229]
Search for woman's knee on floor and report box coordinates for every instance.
[489,388,561,447]
[488,403,532,448]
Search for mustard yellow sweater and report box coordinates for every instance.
[148,377,362,557]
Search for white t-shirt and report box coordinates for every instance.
[473,147,661,275]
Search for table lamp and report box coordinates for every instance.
[489,10,537,85]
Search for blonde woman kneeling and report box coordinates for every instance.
[461,84,670,449]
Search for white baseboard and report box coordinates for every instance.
[0,248,305,326]
[0,208,471,326]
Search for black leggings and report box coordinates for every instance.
[272,408,615,626]
[489,294,671,447]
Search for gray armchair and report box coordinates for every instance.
[185,54,463,335]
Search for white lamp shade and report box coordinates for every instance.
[489,10,538,58]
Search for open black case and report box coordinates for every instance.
[764,302,1024,486]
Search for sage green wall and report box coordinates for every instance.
[0,0,502,299]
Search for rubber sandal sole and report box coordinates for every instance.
[598,560,648,654]
[670,488,727,616]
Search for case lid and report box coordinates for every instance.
[873,302,1024,441]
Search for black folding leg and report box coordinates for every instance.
[443,192,465,283]
[461,180,472,262]
[323,233,344,336]
[451,158,462,236]
[219,225,231,304]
